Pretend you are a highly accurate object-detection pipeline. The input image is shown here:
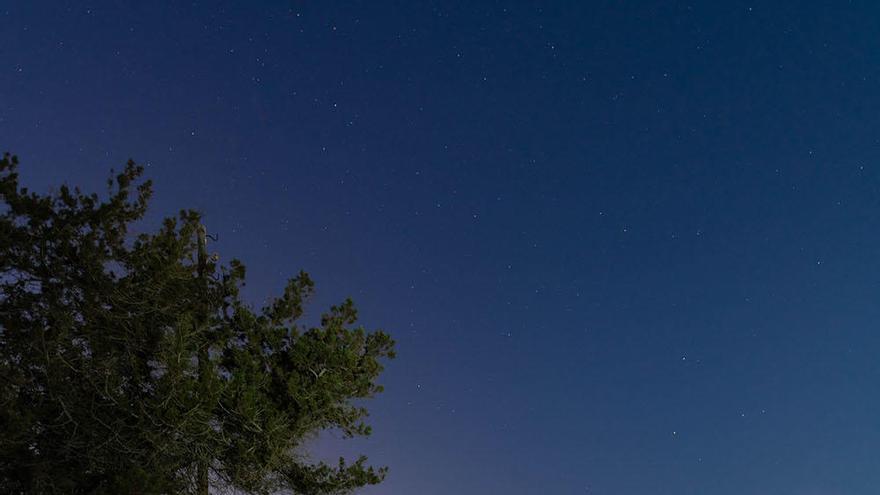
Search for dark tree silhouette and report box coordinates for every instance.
[0,153,394,494]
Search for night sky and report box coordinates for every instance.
[4,2,880,493]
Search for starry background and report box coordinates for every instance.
[4,1,880,494]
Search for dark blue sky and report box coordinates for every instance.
[4,1,880,493]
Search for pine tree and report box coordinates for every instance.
[0,153,395,494]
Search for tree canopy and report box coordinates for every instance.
[0,153,395,494]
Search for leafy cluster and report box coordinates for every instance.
[0,154,395,494]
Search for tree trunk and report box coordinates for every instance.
[197,461,209,495]
[196,225,209,495]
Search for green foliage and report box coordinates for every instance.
[0,153,395,494]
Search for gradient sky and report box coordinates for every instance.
[4,2,880,494]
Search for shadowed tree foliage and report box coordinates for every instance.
[0,153,395,494]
